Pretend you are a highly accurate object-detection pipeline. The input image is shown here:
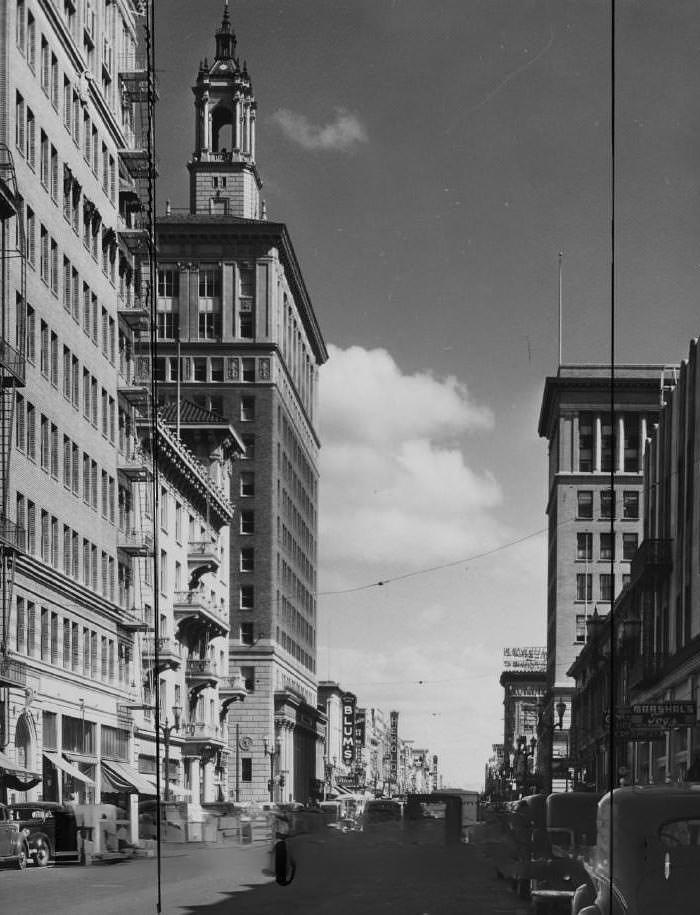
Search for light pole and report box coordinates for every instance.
[161,704,182,801]
[263,735,281,803]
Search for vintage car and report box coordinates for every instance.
[0,803,30,870]
[493,793,548,898]
[572,784,700,914]
[528,791,601,914]
[8,802,80,866]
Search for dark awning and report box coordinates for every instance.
[43,752,95,786]
[101,760,156,795]
[0,750,42,790]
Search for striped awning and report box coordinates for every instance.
[0,750,42,789]
[43,752,95,787]
[101,760,156,796]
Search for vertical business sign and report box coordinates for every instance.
[355,708,366,753]
[341,693,356,764]
[390,711,399,782]
[432,754,439,791]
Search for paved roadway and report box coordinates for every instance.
[0,824,529,915]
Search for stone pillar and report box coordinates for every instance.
[618,416,625,472]
[189,757,201,805]
[234,97,241,149]
[595,415,602,473]
[202,98,210,151]
[250,109,256,161]
[641,416,648,460]
[202,757,213,802]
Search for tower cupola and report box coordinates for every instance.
[187,2,263,219]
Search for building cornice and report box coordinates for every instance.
[156,216,328,365]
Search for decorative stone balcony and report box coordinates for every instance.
[173,590,229,646]
[117,448,153,482]
[179,720,227,751]
[186,656,220,691]
[0,654,27,689]
[117,528,154,557]
[141,636,182,673]
[187,541,220,572]
[219,673,247,717]
[117,291,150,327]
[117,371,149,405]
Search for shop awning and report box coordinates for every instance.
[0,750,42,790]
[101,760,157,796]
[43,752,96,787]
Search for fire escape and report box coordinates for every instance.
[0,145,28,706]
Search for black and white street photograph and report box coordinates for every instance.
[1,1,700,911]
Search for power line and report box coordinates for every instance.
[318,525,549,596]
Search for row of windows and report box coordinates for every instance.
[279,517,315,588]
[15,4,118,200]
[157,265,256,339]
[576,531,639,562]
[276,626,315,673]
[279,593,315,647]
[577,489,639,520]
[15,491,116,597]
[15,398,116,515]
[14,595,129,685]
[578,412,644,473]
[152,356,270,386]
[278,555,315,619]
[575,572,627,603]
[17,124,118,290]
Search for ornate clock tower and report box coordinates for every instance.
[187,1,262,219]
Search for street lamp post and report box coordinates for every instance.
[263,735,281,803]
[161,705,182,801]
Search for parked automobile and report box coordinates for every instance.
[0,803,30,870]
[8,801,80,866]
[493,793,547,899]
[360,798,403,830]
[572,784,700,914]
[528,791,601,914]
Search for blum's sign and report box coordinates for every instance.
[341,693,356,764]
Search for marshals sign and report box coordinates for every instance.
[605,702,696,739]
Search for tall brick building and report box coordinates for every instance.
[152,7,328,804]
[537,364,667,790]
[0,0,248,849]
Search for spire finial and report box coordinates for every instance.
[215,0,236,59]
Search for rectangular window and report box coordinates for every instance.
[50,145,58,200]
[623,414,640,472]
[40,224,49,282]
[50,331,58,385]
[623,491,639,520]
[40,129,48,186]
[240,472,255,497]
[240,511,254,535]
[240,397,255,422]
[241,758,252,782]
[577,491,593,520]
[600,412,614,473]
[155,311,179,340]
[198,311,221,340]
[26,401,35,459]
[600,573,614,603]
[576,573,592,602]
[576,532,592,562]
[240,585,254,610]
[242,358,255,382]
[50,612,59,665]
[198,267,221,298]
[26,107,36,168]
[600,532,615,561]
[600,490,615,520]
[575,614,586,643]
[157,269,179,298]
[240,623,254,645]
[623,532,639,561]
[15,92,25,153]
[240,547,254,572]
[16,597,25,653]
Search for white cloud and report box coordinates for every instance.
[271,107,368,152]
[319,345,501,573]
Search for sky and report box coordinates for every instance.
[154,0,700,789]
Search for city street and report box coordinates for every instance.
[0,827,529,915]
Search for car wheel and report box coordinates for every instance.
[34,836,51,867]
[16,842,28,870]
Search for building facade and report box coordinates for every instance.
[570,341,700,789]
[151,8,328,805]
[0,0,251,849]
[537,364,666,790]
